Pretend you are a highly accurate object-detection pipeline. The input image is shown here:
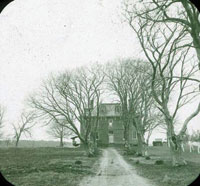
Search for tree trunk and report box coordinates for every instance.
[146,129,153,146]
[167,122,187,166]
[123,104,130,150]
[167,131,170,147]
[146,137,149,146]
[193,38,200,70]
[92,139,98,155]
[60,136,64,147]
[124,123,130,151]
[82,132,97,157]
[136,132,146,156]
[169,138,187,166]
[87,132,98,157]
[83,141,95,157]
[145,136,150,156]
[92,134,98,155]
[15,138,19,147]
[134,118,147,156]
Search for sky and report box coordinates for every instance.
[0,0,199,142]
[0,0,141,140]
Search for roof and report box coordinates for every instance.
[91,103,121,117]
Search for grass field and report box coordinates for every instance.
[0,147,99,186]
[1,146,199,186]
[124,146,200,186]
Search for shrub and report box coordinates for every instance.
[127,149,136,155]
[155,160,164,165]
[135,160,140,164]
[136,152,142,157]
[145,156,151,160]
[74,160,82,165]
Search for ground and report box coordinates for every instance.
[80,148,155,186]
[0,147,98,186]
[0,146,199,186]
[123,146,200,186]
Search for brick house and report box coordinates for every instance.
[82,103,138,146]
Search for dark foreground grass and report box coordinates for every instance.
[0,147,99,186]
[124,146,200,186]
[133,160,199,186]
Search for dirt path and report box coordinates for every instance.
[80,148,155,186]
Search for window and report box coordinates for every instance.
[109,130,113,134]
[108,119,113,127]
[100,105,106,114]
[115,105,120,113]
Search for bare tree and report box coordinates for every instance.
[106,59,161,155]
[29,65,104,156]
[145,112,164,146]
[5,137,12,147]
[123,0,200,69]
[0,105,5,138]
[47,118,72,147]
[106,60,131,147]
[12,111,36,147]
[126,10,200,165]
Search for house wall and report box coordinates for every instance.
[113,118,124,144]
[81,116,138,146]
[97,117,138,146]
[98,118,109,145]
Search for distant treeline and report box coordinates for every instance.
[0,140,72,148]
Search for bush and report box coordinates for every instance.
[136,152,142,157]
[135,160,140,164]
[123,147,136,155]
[127,149,136,155]
[155,160,164,165]
[74,160,82,165]
[145,156,151,160]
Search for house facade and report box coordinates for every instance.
[82,103,138,146]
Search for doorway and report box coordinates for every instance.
[109,132,114,143]
[108,119,114,144]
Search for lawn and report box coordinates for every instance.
[0,147,99,186]
[123,146,200,186]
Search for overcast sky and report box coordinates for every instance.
[0,0,199,141]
